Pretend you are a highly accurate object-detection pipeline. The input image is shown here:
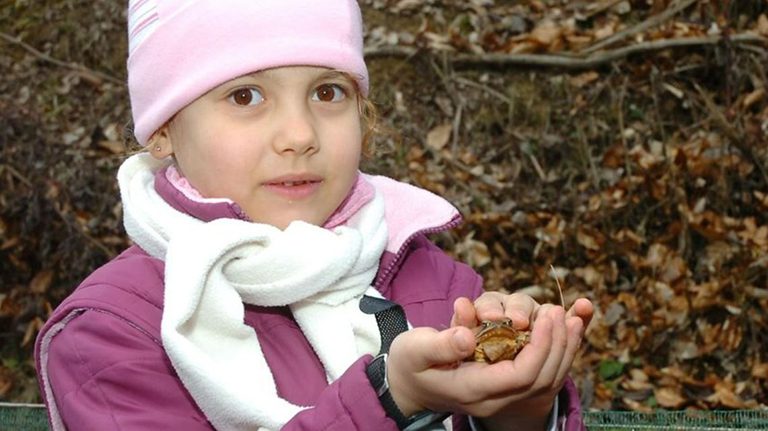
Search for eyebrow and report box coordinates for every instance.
[319,71,350,80]
[247,69,351,81]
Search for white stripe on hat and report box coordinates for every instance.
[128,0,159,55]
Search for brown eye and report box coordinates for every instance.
[229,88,263,106]
[313,84,345,102]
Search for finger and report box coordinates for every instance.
[554,315,585,384]
[473,313,554,393]
[502,293,540,329]
[451,297,478,328]
[530,301,558,324]
[473,292,507,322]
[533,306,568,389]
[567,298,595,329]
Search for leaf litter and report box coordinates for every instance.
[0,0,767,411]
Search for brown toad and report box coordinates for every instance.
[470,319,531,363]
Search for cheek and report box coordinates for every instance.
[171,116,235,161]
[340,116,363,154]
[167,121,224,184]
[337,137,362,172]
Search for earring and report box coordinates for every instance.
[154,145,162,152]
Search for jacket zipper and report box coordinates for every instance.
[374,213,463,289]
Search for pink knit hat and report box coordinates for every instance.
[127,0,369,146]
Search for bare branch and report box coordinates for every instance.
[365,33,767,70]
[0,31,123,86]
[581,0,698,55]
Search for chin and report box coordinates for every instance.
[274,216,321,230]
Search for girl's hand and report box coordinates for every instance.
[385,292,593,430]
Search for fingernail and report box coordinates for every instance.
[453,329,471,353]
[511,311,529,328]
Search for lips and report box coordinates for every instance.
[264,174,323,199]
[265,174,322,186]
[272,180,317,187]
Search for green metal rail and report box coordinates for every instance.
[0,403,48,431]
[583,410,768,430]
[2,403,768,430]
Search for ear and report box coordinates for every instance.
[147,125,174,159]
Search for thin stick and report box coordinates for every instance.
[582,0,698,55]
[0,163,34,188]
[693,83,768,188]
[581,0,627,19]
[550,264,566,308]
[364,33,767,70]
[0,31,123,86]
[453,76,516,106]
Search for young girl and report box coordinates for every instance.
[35,1,594,430]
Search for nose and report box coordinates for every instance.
[272,101,318,155]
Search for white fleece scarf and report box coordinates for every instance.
[117,154,388,431]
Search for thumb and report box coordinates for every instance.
[410,326,476,368]
[387,327,476,416]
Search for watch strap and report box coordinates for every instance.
[366,353,411,429]
[360,295,409,354]
[362,296,449,430]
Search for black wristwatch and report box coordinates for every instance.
[366,353,449,431]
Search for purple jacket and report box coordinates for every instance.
[35,170,585,430]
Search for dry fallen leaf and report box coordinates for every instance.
[708,382,752,409]
[426,123,453,150]
[29,269,54,294]
[529,19,562,48]
[0,370,12,398]
[455,232,491,268]
[577,227,602,251]
[757,14,768,37]
[752,363,768,379]
[655,386,686,408]
[98,140,125,154]
[22,317,45,347]
[743,88,765,109]
[570,71,600,88]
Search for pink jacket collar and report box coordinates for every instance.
[154,165,461,253]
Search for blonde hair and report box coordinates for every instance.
[357,94,381,158]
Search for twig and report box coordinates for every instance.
[616,75,632,177]
[549,264,566,308]
[365,33,767,70]
[581,0,626,19]
[693,83,768,188]
[422,142,507,191]
[0,163,34,188]
[50,200,116,259]
[528,153,547,181]
[453,76,516,107]
[582,0,698,55]
[0,31,123,86]
[650,67,668,144]
[426,56,466,154]
[0,162,116,257]
[448,154,507,190]
[576,123,601,191]
[451,102,463,153]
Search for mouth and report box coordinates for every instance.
[264,174,323,199]
[265,173,323,185]
[267,180,321,187]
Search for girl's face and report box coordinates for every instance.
[155,66,363,230]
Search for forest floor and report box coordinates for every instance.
[1,0,768,412]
